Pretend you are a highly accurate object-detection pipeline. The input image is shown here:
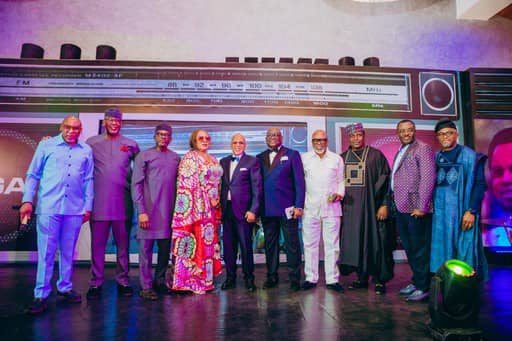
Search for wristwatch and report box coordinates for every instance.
[466,208,477,214]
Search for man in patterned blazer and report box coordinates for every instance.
[391,119,436,301]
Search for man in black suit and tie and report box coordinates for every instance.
[220,133,263,292]
[257,128,305,291]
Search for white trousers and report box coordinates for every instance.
[302,216,340,284]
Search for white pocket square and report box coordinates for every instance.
[281,156,289,161]
[240,167,248,171]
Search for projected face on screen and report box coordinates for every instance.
[474,121,512,248]
[489,141,512,216]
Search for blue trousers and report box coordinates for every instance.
[395,212,432,292]
[34,214,83,299]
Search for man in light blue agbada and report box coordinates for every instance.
[20,116,94,314]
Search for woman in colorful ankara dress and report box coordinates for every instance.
[171,130,223,294]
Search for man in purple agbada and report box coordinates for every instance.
[86,108,140,300]
[132,124,180,300]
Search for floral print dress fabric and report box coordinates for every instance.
[171,151,223,293]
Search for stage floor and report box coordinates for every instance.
[0,262,510,340]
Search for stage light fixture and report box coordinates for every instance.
[60,43,81,60]
[363,56,380,67]
[428,259,483,340]
[244,57,258,63]
[297,58,312,64]
[20,43,44,59]
[278,57,293,63]
[338,56,355,66]
[96,45,116,60]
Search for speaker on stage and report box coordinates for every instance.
[20,43,44,59]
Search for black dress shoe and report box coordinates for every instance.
[262,278,278,289]
[27,297,49,315]
[245,279,256,292]
[221,278,236,290]
[375,283,386,295]
[57,290,82,303]
[86,286,102,300]
[301,281,317,291]
[154,283,173,295]
[117,284,134,297]
[348,280,368,290]
[290,281,301,292]
[326,283,345,293]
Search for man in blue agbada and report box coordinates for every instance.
[431,119,488,280]
[20,116,94,314]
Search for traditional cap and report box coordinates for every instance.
[345,122,364,135]
[155,123,172,134]
[104,107,122,119]
[434,118,456,132]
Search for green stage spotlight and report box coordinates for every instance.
[428,259,483,340]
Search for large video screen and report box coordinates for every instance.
[106,120,308,159]
[474,118,512,250]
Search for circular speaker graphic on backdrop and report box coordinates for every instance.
[290,127,307,145]
[419,72,457,117]
[422,78,454,111]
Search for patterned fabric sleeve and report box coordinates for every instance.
[172,151,216,228]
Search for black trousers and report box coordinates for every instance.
[395,211,432,292]
[222,202,254,280]
[262,216,301,283]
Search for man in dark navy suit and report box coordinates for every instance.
[220,133,262,292]
[257,128,305,291]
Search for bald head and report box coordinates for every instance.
[60,116,82,145]
[231,133,247,156]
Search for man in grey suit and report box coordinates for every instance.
[391,119,436,301]
[220,133,262,292]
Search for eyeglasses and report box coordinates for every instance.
[312,138,327,143]
[266,133,282,138]
[105,118,122,124]
[198,135,211,141]
[436,131,456,138]
[156,132,170,137]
